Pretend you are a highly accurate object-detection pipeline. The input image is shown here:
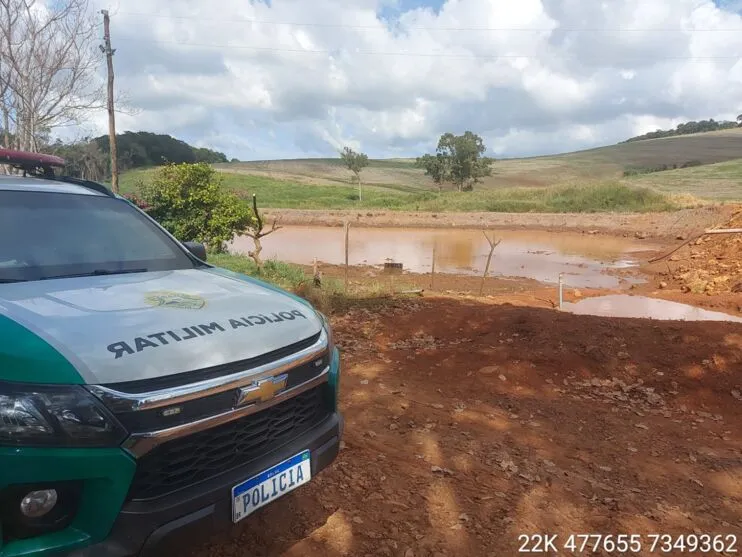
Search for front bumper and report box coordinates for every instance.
[1,333,341,557]
[68,411,343,557]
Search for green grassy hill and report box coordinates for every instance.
[211,128,742,191]
[119,128,742,212]
[626,158,742,201]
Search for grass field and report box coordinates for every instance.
[207,253,407,313]
[213,128,742,191]
[120,128,742,212]
[122,166,684,213]
[626,158,742,201]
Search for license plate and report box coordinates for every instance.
[231,450,311,523]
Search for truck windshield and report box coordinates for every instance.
[0,190,198,283]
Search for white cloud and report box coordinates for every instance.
[73,0,742,159]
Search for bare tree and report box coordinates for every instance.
[244,194,282,271]
[0,58,10,148]
[0,0,104,152]
[479,231,501,295]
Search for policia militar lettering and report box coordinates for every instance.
[106,309,309,359]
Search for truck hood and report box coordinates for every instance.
[0,269,322,385]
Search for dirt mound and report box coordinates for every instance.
[671,209,742,295]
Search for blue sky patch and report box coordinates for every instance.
[714,0,742,13]
[378,0,446,22]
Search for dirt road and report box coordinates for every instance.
[187,296,742,557]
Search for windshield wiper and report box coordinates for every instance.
[40,268,149,281]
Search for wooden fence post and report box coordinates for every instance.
[431,241,437,290]
[344,221,350,292]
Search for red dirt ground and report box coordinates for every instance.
[301,260,742,318]
[184,296,742,557]
[651,209,742,296]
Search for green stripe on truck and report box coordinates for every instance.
[0,315,84,384]
[0,447,136,556]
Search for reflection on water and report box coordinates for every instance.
[564,295,742,322]
[230,226,660,288]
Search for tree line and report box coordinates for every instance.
[621,116,742,143]
[46,132,229,181]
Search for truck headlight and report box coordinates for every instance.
[316,312,341,410]
[316,311,333,348]
[0,382,127,448]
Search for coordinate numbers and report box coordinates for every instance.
[517,533,738,553]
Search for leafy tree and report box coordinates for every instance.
[415,153,449,192]
[138,162,254,253]
[339,146,369,200]
[416,131,494,191]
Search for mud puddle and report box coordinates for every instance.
[231,226,661,288]
[563,294,742,322]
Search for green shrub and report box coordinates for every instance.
[547,183,674,213]
[139,162,254,253]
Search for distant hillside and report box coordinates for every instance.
[210,128,742,192]
[119,125,742,218]
[49,131,229,181]
[93,131,228,167]
[621,118,741,143]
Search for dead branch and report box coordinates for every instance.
[245,193,282,269]
[534,297,558,308]
[649,234,702,263]
[250,193,282,238]
[648,227,742,263]
[479,231,502,295]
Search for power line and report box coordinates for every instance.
[114,10,742,33]
[111,36,742,60]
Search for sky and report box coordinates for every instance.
[70,0,742,161]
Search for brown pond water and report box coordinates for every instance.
[230,226,662,288]
[564,295,742,322]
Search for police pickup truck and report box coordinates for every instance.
[0,148,343,556]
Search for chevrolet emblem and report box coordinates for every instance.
[236,374,288,406]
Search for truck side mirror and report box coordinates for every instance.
[183,241,207,261]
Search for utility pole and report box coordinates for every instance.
[100,10,119,193]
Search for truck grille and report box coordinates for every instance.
[127,385,331,501]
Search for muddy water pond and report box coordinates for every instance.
[231,226,661,288]
[564,295,742,322]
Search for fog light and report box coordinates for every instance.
[20,489,58,518]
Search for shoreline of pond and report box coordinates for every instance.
[260,205,737,240]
